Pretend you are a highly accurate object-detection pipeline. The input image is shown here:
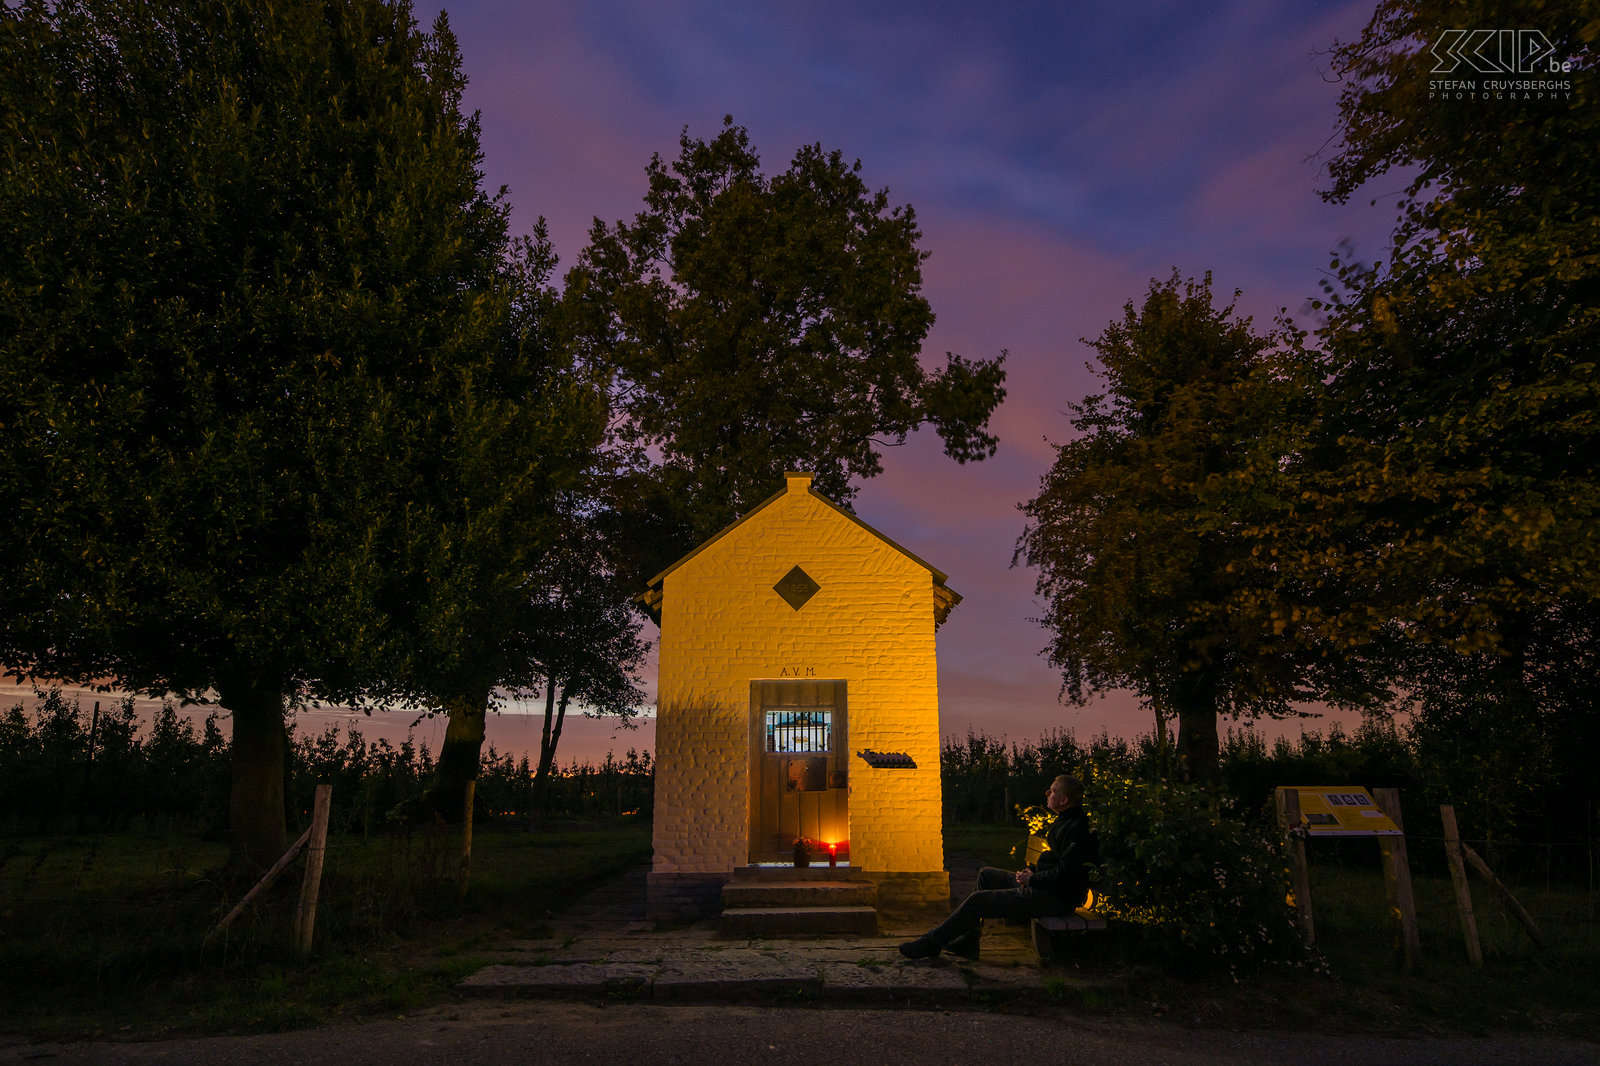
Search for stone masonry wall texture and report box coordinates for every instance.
[651,473,950,898]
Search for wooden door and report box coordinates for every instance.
[748,680,848,863]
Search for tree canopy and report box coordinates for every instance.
[366,223,608,823]
[1018,2,1597,805]
[0,0,589,864]
[564,118,1007,571]
[1017,274,1385,784]
[1311,0,1600,644]
[522,479,650,820]
[1300,0,1600,839]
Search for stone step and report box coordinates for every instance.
[721,879,877,909]
[720,905,879,938]
[729,865,867,882]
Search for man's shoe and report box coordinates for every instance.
[898,937,940,960]
[945,933,980,960]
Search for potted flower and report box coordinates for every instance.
[792,838,812,868]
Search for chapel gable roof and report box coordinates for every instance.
[637,472,960,628]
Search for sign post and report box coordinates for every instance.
[1274,788,1314,944]
[1276,786,1417,968]
[1373,787,1420,972]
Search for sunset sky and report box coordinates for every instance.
[402,0,1408,759]
[9,2,1414,765]
[5,2,1411,764]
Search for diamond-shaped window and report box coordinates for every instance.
[774,565,820,610]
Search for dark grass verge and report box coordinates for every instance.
[940,824,1600,1039]
[0,820,651,1040]
[5,822,1598,1041]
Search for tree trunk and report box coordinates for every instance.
[1484,611,1538,860]
[1151,698,1171,782]
[430,684,491,824]
[530,673,568,826]
[1173,676,1220,788]
[219,678,289,874]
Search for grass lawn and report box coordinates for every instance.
[941,823,1600,1037]
[3,821,1597,1041]
[0,820,652,1039]
[944,823,1032,870]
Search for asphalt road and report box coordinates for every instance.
[3,1003,1594,1066]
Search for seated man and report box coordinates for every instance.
[899,773,1098,960]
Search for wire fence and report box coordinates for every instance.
[7,692,1595,943]
[939,724,1600,924]
[0,817,655,990]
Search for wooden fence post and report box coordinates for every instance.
[294,783,332,957]
[458,778,475,897]
[1440,804,1484,967]
[1276,787,1314,944]
[210,826,312,938]
[1459,841,1546,949]
[1373,787,1420,971]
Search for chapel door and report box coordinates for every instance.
[748,680,848,864]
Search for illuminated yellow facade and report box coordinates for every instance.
[641,472,958,919]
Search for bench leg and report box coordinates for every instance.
[1030,920,1056,962]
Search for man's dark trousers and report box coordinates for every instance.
[920,866,1083,949]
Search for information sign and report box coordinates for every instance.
[1281,786,1402,836]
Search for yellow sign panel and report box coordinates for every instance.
[1283,786,1402,836]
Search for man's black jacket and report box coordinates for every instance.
[1029,804,1098,906]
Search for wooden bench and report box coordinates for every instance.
[1030,909,1108,961]
[1019,831,1109,959]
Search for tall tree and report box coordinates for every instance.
[374,224,606,824]
[523,482,649,823]
[1307,2,1599,830]
[0,0,582,866]
[1017,274,1384,785]
[564,118,1007,575]
[1311,0,1600,646]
